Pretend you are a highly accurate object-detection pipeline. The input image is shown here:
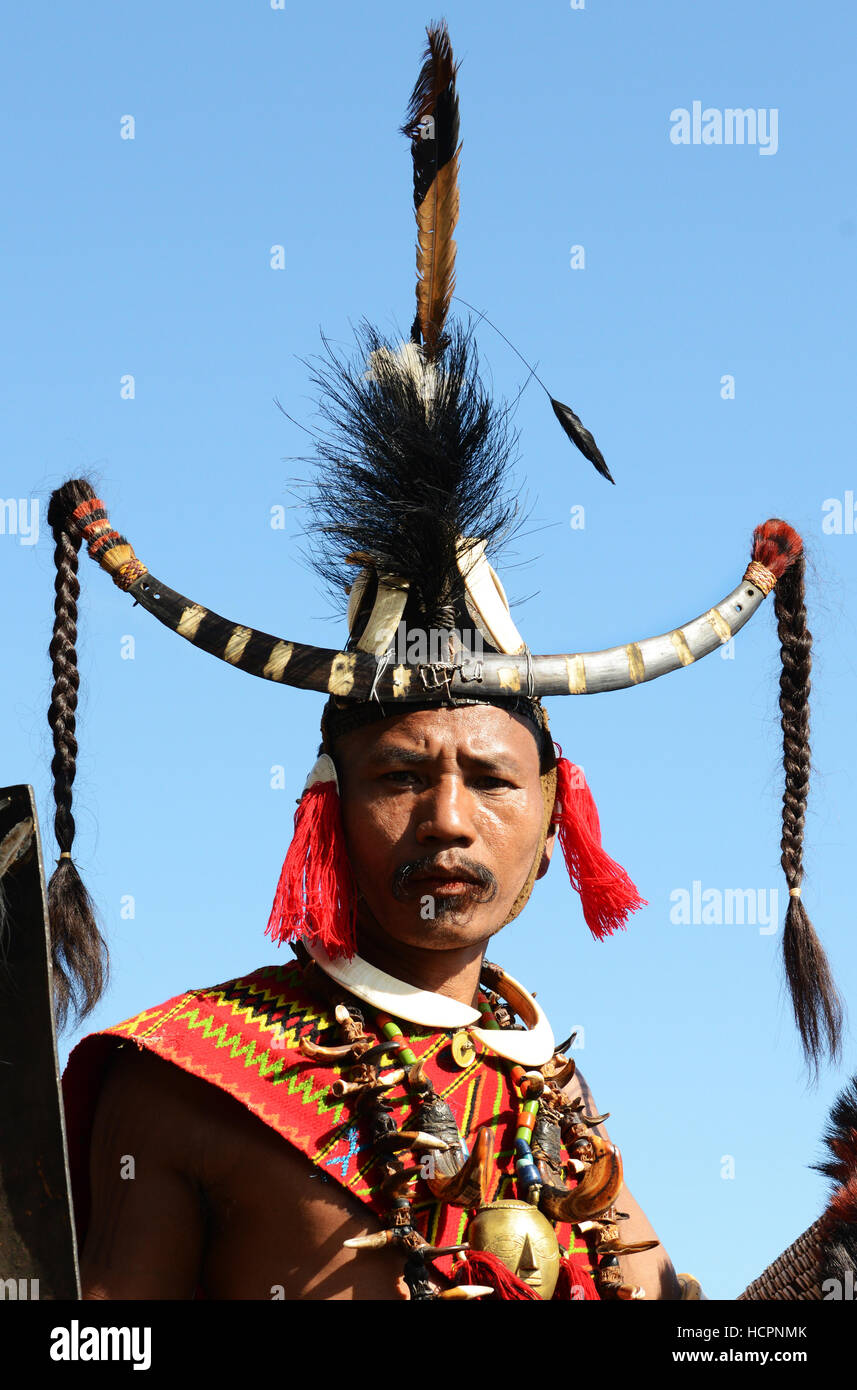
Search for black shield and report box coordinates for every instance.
[0,785,80,1299]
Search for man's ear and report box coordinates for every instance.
[535,824,557,881]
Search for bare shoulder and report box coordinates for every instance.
[87,1043,407,1299]
[93,1043,215,1170]
[98,1040,208,1111]
[92,1042,293,1188]
[97,1045,215,1128]
[82,1044,212,1298]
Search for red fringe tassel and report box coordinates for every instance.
[457,1249,541,1299]
[265,778,358,959]
[456,1249,600,1300]
[555,1254,600,1300]
[751,518,802,578]
[553,754,646,941]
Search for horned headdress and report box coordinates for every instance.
[45,22,841,1069]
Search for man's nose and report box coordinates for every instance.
[414,773,475,843]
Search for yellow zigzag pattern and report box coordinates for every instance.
[200,977,328,1046]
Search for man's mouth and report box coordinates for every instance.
[393,859,498,903]
[411,873,478,894]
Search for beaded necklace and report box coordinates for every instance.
[360,991,607,1298]
[372,995,546,1208]
[476,995,544,1204]
[296,945,657,1298]
[295,946,657,1300]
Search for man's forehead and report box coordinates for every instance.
[337,703,541,765]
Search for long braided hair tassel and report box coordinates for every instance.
[46,479,109,1029]
[751,519,843,1070]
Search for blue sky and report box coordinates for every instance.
[2,1,856,1300]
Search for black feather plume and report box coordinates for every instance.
[813,1075,857,1186]
[811,1074,857,1288]
[299,321,521,630]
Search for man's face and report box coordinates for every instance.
[334,704,554,956]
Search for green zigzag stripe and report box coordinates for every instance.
[285,1068,344,1120]
[176,1002,345,1121]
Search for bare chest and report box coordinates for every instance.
[197,1103,410,1300]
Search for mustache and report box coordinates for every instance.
[391,856,498,904]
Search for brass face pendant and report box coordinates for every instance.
[467,1200,561,1299]
[450,1029,477,1069]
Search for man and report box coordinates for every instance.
[69,702,679,1300]
[50,21,844,1303]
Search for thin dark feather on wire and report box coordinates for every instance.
[298,321,522,629]
[452,296,615,483]
[550,398,614,484]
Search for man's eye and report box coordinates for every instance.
[383,770,419,784]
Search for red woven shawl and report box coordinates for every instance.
[62,960,594,1286]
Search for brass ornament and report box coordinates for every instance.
[467,1200,561,1300]
[450,1029,477,1069]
